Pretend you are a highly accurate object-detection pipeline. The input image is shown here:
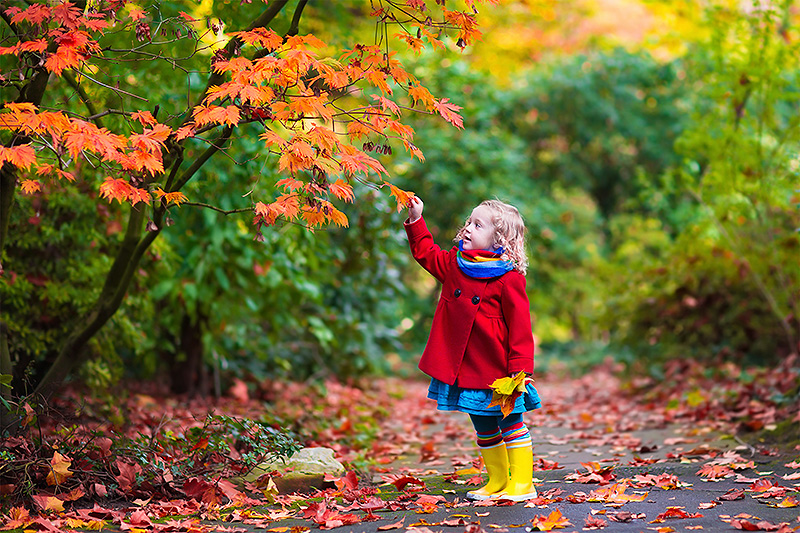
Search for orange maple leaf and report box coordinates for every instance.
[329,179,354,202]
[274,194,300,219]
[153,188,188,206]
[394,32,425,54]
[128,7,146,21]
[276,177,306,192]
[8,4,52,25]
[278,141,316,174]
[308,125,339,153]
[46,451,73,486]
[302,206,327,228]
[325,203,349,228]
[408,84,435,110]
[371,94,401,115]
[18,39,48,54]
[0,144,36,170]
[175,124,196,141]
[99,177,133,204]
[530,509,572,531]
[129,149,164,176]
[195,104,241,127]
[1,507,33,530]
[387,120,415,141]
[51,2,82,29]
[230,28,283,50]
[419,27,445,51]
[19,179,41,195]
[339,146,386,177]
[318,64,350,90]
[384,182,415,212]
[346,120,373,140]
[696,463,733,479]
[31,494,65,513]
[131,110,157,127]
[776,495,799,508]
[45,45,82,75]
[443,8,482,48]
[365,70,392,95]
[128,186,151,206]
[288,93,332,121]
[287,34,326,49]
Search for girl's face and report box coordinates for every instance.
[462,205,497,251]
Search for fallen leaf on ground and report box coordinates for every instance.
[719,488,745,501]
[650,506,702,523]
[584,515,607,529]
[529,509,571,531]
[729,518,794,531]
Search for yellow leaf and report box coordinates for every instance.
[32,494,65,512]
[776,495,799,508]
[46,451,73,486]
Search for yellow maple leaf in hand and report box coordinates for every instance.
[487,371,533,419]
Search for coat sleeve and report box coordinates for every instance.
[404,216,451,284]
[502,273,535,375]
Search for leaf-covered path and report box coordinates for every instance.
[207,362,800,532]
[357,369,800,532]
[2,361,799,532]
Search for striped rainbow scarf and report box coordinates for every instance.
[456,241,514,278]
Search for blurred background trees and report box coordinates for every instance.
[2,0,798,402]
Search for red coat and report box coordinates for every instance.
[405,217,535,389]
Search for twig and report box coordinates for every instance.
[733,434,757,457]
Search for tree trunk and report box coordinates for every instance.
[170,311,207,396]
[33,205,158,399]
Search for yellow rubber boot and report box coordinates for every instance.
[496,444,537,501]
[466,444,509,500]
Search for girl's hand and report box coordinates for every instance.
[407,196,424,223]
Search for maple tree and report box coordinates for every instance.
[0,0,482,410]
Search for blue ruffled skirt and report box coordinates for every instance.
[427,378,542,416]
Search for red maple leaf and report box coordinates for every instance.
[584,514,607,530]
[434,98,463,129]
[303,500,361,530]
[386,475,425,491]
[650,506,702,523]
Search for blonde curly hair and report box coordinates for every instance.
[454,199,529,275]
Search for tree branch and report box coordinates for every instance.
[183,202,252,215]
[172,126,233,192]
[63,71,103,128]
[75,70,149,102]
[287,0,308,37]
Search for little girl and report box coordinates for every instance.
[405,196,541,502]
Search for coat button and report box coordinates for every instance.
[472,296,480,305]
[454,289,461,298]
